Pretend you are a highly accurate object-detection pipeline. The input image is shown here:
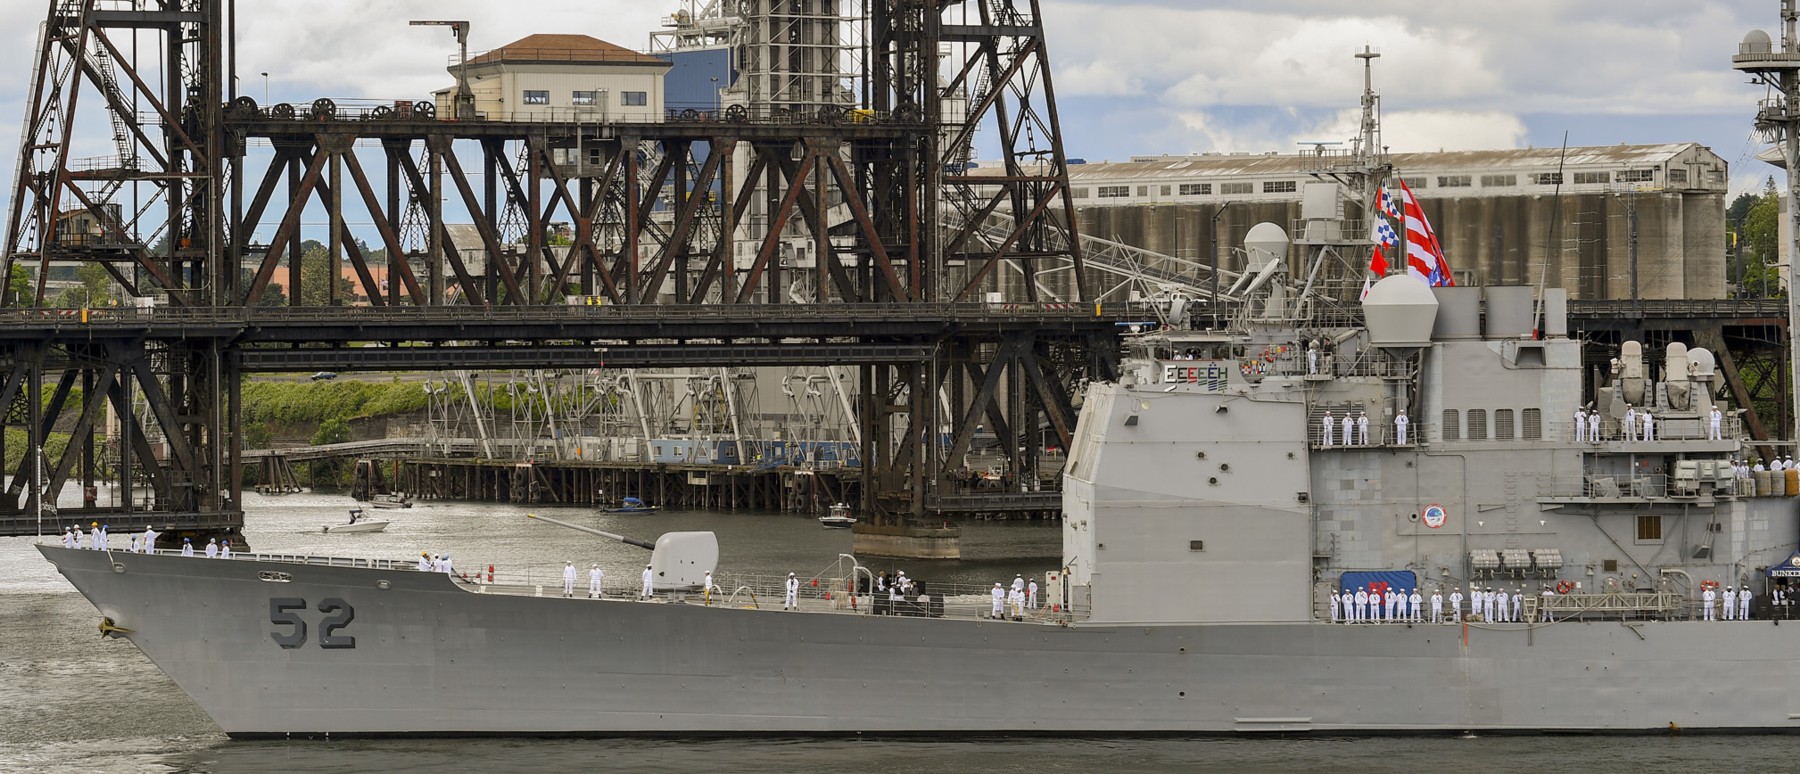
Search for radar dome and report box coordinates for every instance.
[1362,274,1439,348]
[1743,29,1774,55]
[1242,223,1289,271]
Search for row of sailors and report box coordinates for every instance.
[1572,406,1727,443]
[59,524,238,559]
[1330,586,1547,624]
[1744,456,1798,473]
[989,574,1042,619]
[1319,410,1409,447]
[1699,585,1756,621]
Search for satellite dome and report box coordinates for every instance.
[1242,223,1289,270]
[1362,274,1439,348]
[1743,29,1774,55]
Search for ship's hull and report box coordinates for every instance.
[40,546,1800,736]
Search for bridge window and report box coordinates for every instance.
[1441,409,1459,441]
[1467,409,1488,441]
[1521,408,1542,440]
[1636,515,1663,542]
[522,90,550,106]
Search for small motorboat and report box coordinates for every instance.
[324,508,389,534]
[603,497,658,514]
[366,493,413,509]
[818,502,857,528]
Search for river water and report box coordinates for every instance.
[4,492,1800,772]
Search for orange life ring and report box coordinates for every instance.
[1555,580,1574,594]
[1700,580,1719,591]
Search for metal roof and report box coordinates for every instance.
[1050,143,1717,181]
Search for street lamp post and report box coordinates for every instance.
[260,72,268,104]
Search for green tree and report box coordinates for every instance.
[299,245,355,306]
[51,262,118,308]
[1739,187,1784,299]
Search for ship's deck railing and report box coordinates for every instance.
[136,547,410,570]
[1533,473,1764,500]
[1545,416,1744,443]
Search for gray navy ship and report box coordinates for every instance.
[36,12,1800,738]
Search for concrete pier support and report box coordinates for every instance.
[851,523,962,559]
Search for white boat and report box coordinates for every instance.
[818,503,857,528]
[322,508,388,534]
[365,493,412,509]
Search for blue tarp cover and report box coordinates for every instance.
[1339,570,1420,595]
[1768,552,1800,577]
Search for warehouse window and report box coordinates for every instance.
[1480,174,1516,187]
[1437,175,1472,188]
[1521,408,1542,440]
[623,91,648,107]
[1136,186,1149,197]
[1399,177,1428,189]
[1072,188,1090,199]
[1263,180,1297,194]
[1467,409,1488,441]
[572,91,596,106]
[522,90,550,105]
[1616,169,1654,183]
[1533,172,1563,185]
[1495,409,1515,440]
[1160,185,1172,196]
[1667,168,1688,185]
[1442,409,1460,441]
[1220,182,1254,195]
[1179,183,1211,196]
[1096,185,1130,199]
[1572,172,1608,185]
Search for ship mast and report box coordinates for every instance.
[1733,0,1800,445]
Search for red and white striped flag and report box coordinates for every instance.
[1397,178,1454,287]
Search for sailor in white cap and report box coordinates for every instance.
[785,572,800,610]
[1320,410,1335,448]
[1395,410,1409,445]
[589,563,604,598]
[1430,588,1443,624]
[1027,578,1039,609]
[142,525,158,554]
[1496,588,1510,623]
[991,583,1006,619]
[1702,584,1717,621]
[1641,409,1655,442]
[1358,411,1371,446]
[703,570,720,597]
[1340,588,1355,623]
[1587,408,1600,443]
[1409,588,1423,623]
[1512,587,1523,621]
[1008,584,1026,619]
[1449,587,1464,622]
[562,561,577,597]
[204,538,218,558]
[1308,339,1319,375]
[1328,587,1341,623]
[1741,584,1753,620]
[1723,586,1737,620]
[1342,414,1354,447]
[180,537,193,557]
[1574,408,1586,443]
[1542,586,1555,622]
[60,526,74,549]
[641,564,655,598]
[1354,586,1369,622]
[439,553,454,576]
[1012,574,1026,594]
[1383,586,1396,622]
[1623,404,1637,442]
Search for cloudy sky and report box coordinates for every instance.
[0,0,1784,225]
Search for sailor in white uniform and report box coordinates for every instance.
[1709,407,1724,440]
[204,538,218,558]
[785,572,801,610]
[1012,574,1025,595]
[1587,409,1600,443]
[1449,588,1463,622]
[589,564,604,598]
[1702,586,1717,621]
[1329,588,1341,622]
[1623,404,1637,441]
[1512,587,1523,621]
[1482,587,1495,621]
[1723,586,1737,620]
[1027,579,1039,609]
[1342,414,1354,447]
[1009,586,1026,618]
[704,571,721,596]
[1321,411,1335,448]
[60,527,75,549]
[1308,340,1319,375]
[1409,589,1423,623]
[1395,410,1409,445]
[439,553,454,576]
[1542,587,1555,621]
[418,551,433,571]
[1354,587,1369,622]
[1641,409,1655,442]
[641,564,654,598]
[991,583,1006,618]
[1358,411,1370,445]
[1496,588,1510,622]
[180,538,193,556]
[142,526,158,554]
[1741,585,1753,620]
[220,540,232,559]
[1574,409,1586,442]
[1755,459,1769,473]
[95,524,108,551]
[1430,589,1443,623]
[562,561,577,597]
[129,535,139,553]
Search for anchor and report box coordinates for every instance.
[98,617,133,639]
